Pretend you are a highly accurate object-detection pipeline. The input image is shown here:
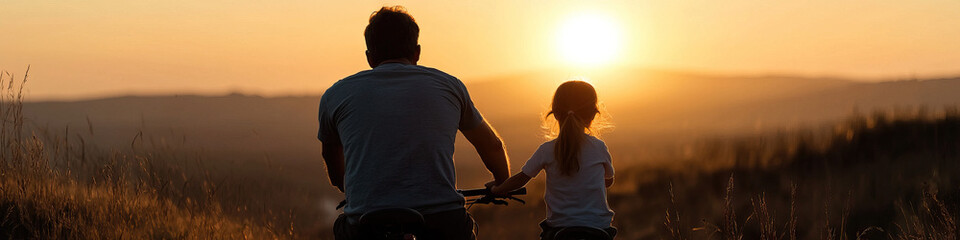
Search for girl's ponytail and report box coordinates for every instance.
[548,80,600,176]
[555,110,586,176]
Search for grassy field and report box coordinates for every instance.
[644,107,959,239]
[2,67,958,239]
[468,108,960,239]
[1,70,308,239]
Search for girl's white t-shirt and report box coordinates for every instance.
[521,135,615,229]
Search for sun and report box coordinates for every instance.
[556,13,622,67]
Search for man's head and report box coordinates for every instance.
[364,6,420,68]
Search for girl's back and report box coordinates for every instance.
[521,134,614,229]
[489,80,616,238]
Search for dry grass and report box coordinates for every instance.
[0,68,288,239]
[895,190,958,240]
[654,108,960,240]
[665,183,686,240]
[664,178,956,240]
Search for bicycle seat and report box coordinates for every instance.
[554,226,611,240]
[358,208,425,229]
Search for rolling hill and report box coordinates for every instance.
[20,69,960,186]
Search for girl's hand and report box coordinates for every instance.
[485,180,508,196]
[490,173,532,195]
[484,180,498,190]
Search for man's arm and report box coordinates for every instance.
[461,120,510,184]
[321,141,345,192]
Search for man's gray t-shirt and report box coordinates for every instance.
[317,63,484,216]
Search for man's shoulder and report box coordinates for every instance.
[336,69,377,85]
[322,69,378,95]
[414,65,458,79]
[394,65,463,89]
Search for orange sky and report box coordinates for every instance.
[2,1,959,100]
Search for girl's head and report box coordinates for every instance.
[546,80,603,176]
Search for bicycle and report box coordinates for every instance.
[335,187,527,240]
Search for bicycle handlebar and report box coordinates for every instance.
[459,187,527,207]
[457,187,526,197]
[335,187,527,210]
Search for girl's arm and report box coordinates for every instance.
[605,177,614,188]
[490,172,532,195]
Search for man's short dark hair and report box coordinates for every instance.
[364,6,419,64]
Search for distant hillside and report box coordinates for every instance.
[21,70,960,186]
[465,68,859,136]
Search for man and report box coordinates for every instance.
[317,6,511,240]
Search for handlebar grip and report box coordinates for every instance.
[458,188,489,197]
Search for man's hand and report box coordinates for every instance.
[462,120,510,184]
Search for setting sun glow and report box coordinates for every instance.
[556,13,622,67]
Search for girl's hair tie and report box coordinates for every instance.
[567,110,575,115]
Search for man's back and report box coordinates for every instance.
[318,62,483,216]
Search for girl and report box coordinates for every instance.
[490,80,616,239]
